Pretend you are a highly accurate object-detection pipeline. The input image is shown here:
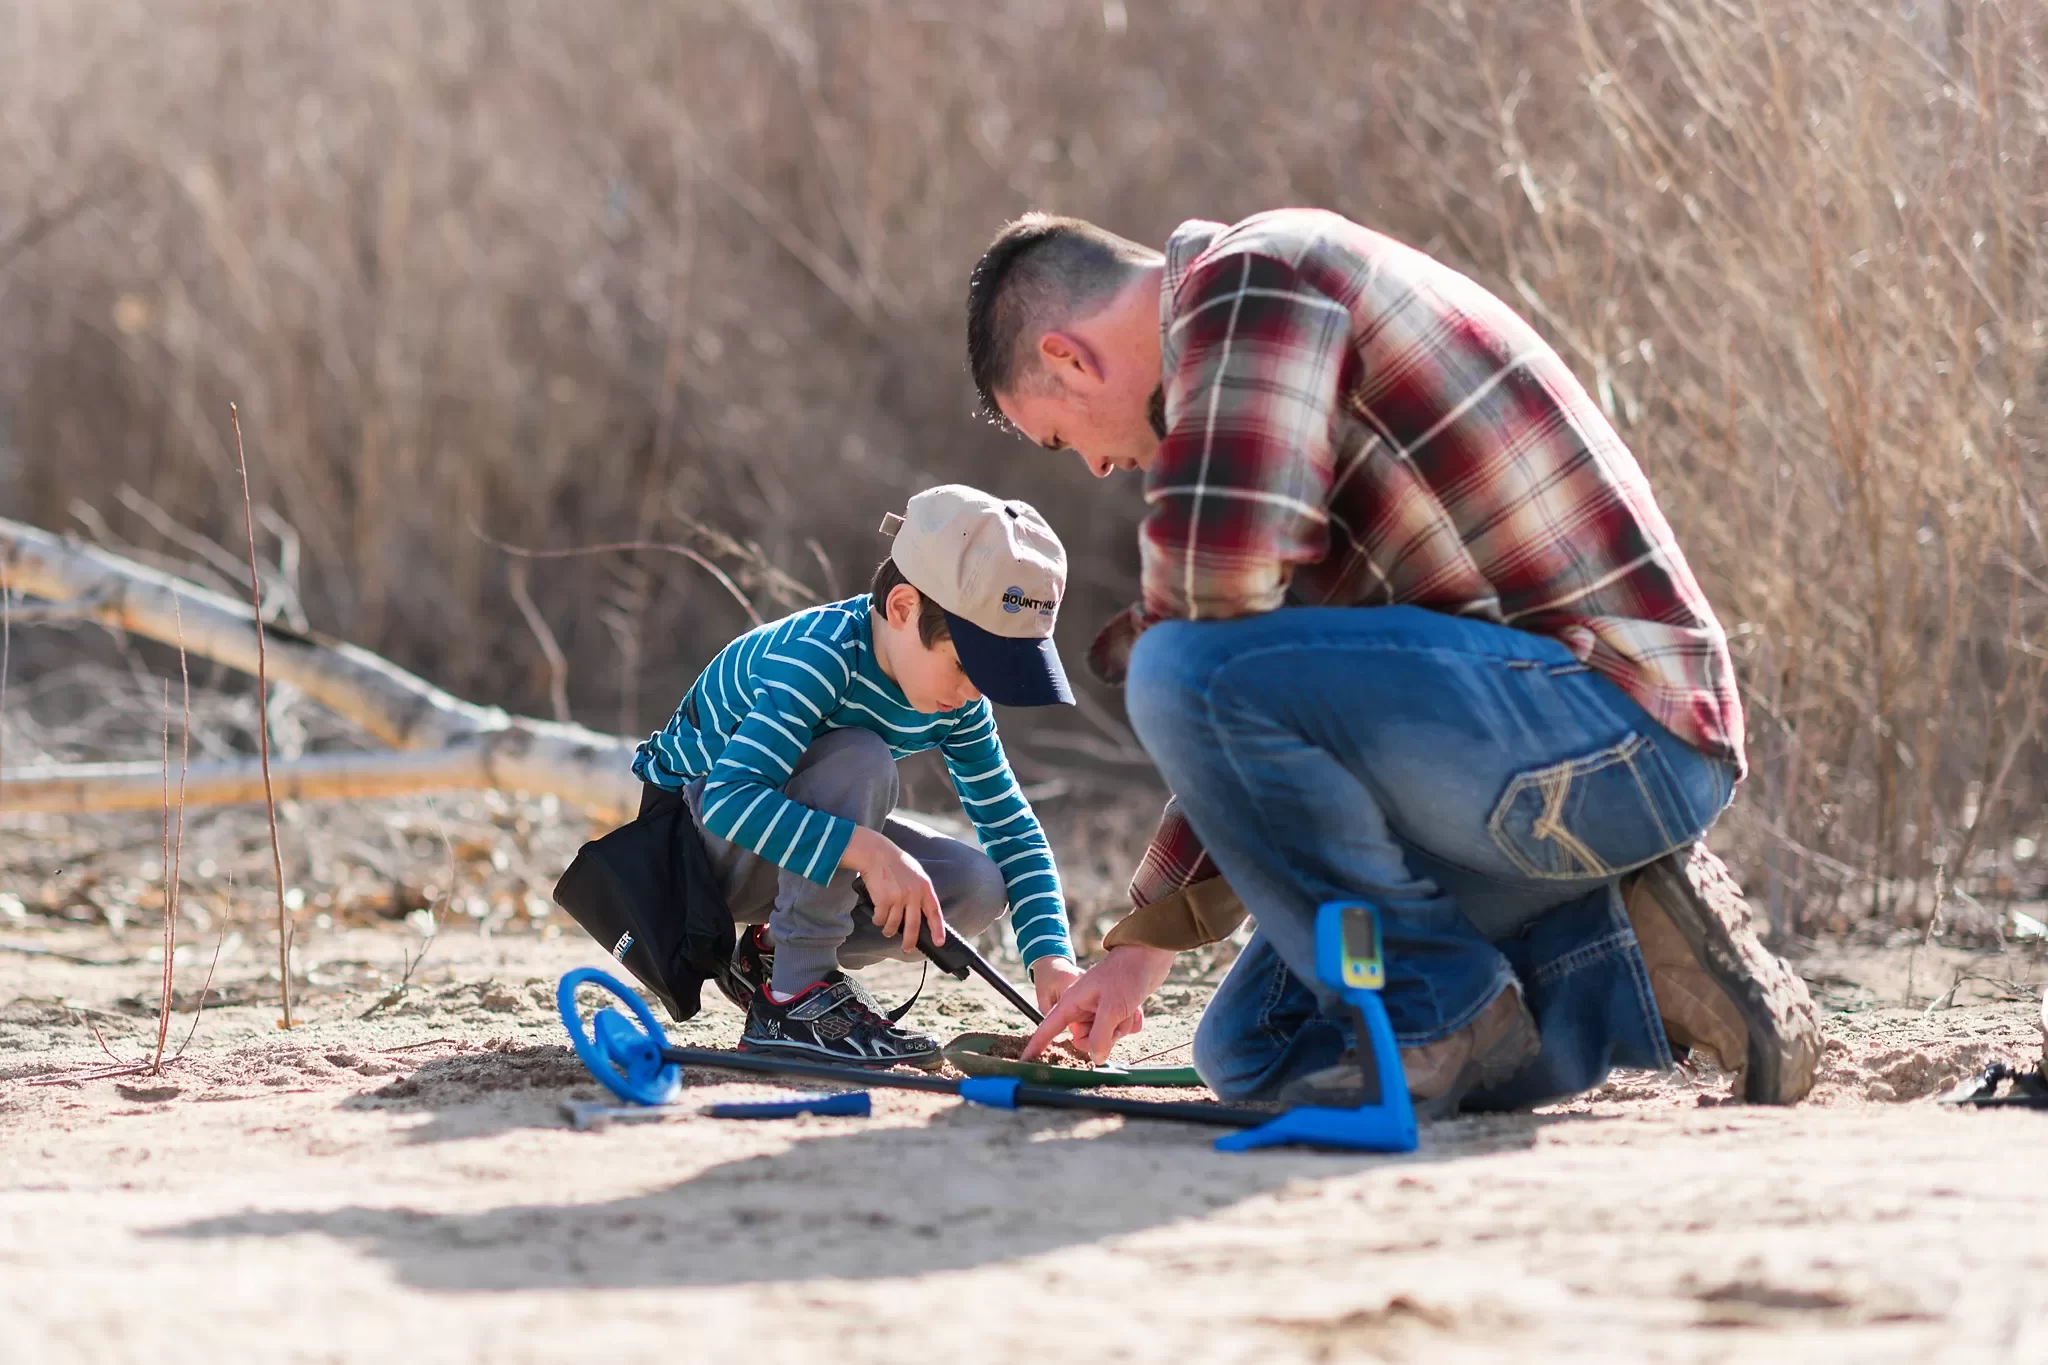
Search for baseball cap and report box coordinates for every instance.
[880,485,1075,707]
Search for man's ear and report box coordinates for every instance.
[1038,330,1103,387]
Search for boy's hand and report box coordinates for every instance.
[1023,944,1176,1065]
[843,826,943,955]
[1029,956,1085,1018]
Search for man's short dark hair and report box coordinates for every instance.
[965,213,1157,424]
[870,558,952,648]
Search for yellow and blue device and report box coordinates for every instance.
[1332,901,1387,991]
[1215,901,1418,1154]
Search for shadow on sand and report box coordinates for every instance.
[159,1066,1588,1291]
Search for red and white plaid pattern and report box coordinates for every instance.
[1114,211,1744,910]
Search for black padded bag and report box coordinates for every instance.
[551,784,735,1021]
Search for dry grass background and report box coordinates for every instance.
[2,0,2043,940]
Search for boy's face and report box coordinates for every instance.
[879,584,982,713]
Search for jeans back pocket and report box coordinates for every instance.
[1486,732,1692,881]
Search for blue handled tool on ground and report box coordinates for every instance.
[561,1092,870,1131]
[558,899,1417,1153]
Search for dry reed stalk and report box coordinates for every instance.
[232,403,294,1028]
[148,598,192,1073]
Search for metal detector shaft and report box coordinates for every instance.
[916,920,1044,1025]
[661,1045,1272,1130]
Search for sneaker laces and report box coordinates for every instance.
[833,969,927,1028]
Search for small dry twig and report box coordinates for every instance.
[468,519,764,627]
[231,403,294,1028]
[376,1037,460,1052]
[506,559,572,724]
[170,920,230,1062]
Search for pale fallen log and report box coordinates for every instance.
[1,517,500,749]
[1,736,639,819]
[0,515,641,819]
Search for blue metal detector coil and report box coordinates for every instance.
[557,966,683,1106]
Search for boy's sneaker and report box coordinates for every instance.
[740,972,940,1067]
[712,925,774,1013]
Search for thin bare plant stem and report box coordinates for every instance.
[170,873,233,1061]
[172,922,228,1060]
[231,403,294,1028]
[153,681,175,1070]
[87,1015,131,1067]
[150,599,193,1073]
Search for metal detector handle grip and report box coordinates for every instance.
[915,919,974,980]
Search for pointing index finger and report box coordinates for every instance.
[1022,993,1083,1060]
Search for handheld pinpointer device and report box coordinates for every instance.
[1214,901,1419,1155]
[915,918,1044,1025]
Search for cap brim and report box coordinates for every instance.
[943,610,1075,708]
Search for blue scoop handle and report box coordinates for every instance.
[704,1091,872,1120]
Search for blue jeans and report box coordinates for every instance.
[1123,607,1737,1111]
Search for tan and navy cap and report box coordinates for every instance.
[880,484,1074,707]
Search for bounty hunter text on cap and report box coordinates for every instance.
[880,485,1074,707]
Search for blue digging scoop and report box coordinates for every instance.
[1214,901,1419,1155]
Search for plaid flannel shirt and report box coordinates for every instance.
[1112,211,1744,912]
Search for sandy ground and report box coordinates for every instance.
[4,913,2046,1365]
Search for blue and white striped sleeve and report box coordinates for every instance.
[940,703,1072,968]
[697,638,854,886]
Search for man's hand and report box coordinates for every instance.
[1029,956,1085,1018]
[1086,603,1151,687]
[842,826,942,955]
[1023,944,1177,1065]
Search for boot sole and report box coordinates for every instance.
[1634,845,1822,1104]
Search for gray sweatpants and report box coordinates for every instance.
[683,727,1009,995]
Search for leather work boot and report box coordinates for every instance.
[1623,842,1822,1104]
[1279,984,1539,1120]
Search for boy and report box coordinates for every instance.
[632,485,1084,1066]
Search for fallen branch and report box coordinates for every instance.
[0,513,640,818]
[0,737,637,816]
[0,515,501,749]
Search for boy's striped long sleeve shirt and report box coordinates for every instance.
[632,596,1072,967]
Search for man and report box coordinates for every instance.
[966,209,1820,1115]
